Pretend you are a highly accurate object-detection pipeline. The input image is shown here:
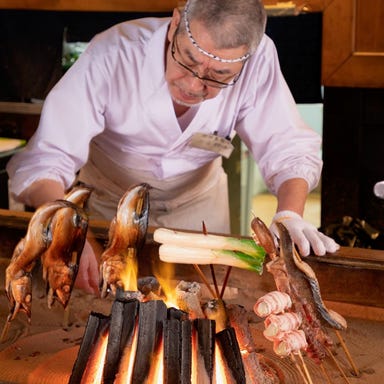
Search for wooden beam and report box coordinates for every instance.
[0,102,42,115]
[0,0,177,12]
[1,208,383,266]
[263,0,327,12]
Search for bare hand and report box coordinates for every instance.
[75,240,100,294]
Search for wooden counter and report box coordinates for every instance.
[0,207,383,383]
[1,208,383,320]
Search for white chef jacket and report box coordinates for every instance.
[7,17,322,232]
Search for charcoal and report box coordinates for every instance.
[168,306,189,321]
[194,318,215,383]
[137,276,161,295]
[131,300,168,383]
[69,311,110,384]
[176,281,204,319]
[227,304,267,383]
[163,308,192,384]
[115,287,142,301]
[103,299,139,384]
[181,319,192,383]
[216,326,246,384]
[203,298,229,332]
[164,318,182,384]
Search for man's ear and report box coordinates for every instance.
[168,8,181,41]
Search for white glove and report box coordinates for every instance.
[270,210,340,256]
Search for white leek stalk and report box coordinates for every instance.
[154,228,266,273]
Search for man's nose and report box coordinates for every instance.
[187,73,206,91]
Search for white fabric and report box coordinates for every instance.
[270,210,340,256]
[7,17,322,230]
[78,142,230,233]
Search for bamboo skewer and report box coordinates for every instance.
[193,264,217,298]
[297,350,314,384]
[219,266,232,299]
[202,221,220,298]
[209,264,220,298]
[325,346,352,384]
[290,353,309,384]
[62,305,70,329]
[335,330,360,376]
[202,220,220,298]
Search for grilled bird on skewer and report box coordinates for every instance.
[99,183,150,298]
[42,185,92,308]
[5,200,77,322]
[64,184,93,207]
[5,188,91,323]
[41,204,89,308]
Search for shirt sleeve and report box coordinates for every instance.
[7,43,108,198]
[235,36,323,195]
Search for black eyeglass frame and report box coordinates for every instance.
[170,33,247,89]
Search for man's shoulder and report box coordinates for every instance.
[246,34,279,70]
[83,16,169,63]
[96,17,170,44]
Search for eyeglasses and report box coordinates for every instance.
[170,34,245,89]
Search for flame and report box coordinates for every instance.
[191,328,198,383]
[190,329,231,383]
[79,315,237,383]
[153,261,178,308]
[114,321,139,384]
[120,249,138,291]
[115,320,164,383]
[81,328,109,384]
[215,342,228,383]
[147,337,164,383]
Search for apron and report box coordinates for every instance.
[77,142,231,234]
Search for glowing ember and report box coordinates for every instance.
[215,343,228,383]
[114,321,138,384]
[81,328,109,383]
[147,337,164,383]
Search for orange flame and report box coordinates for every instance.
[153,260,178,308]
[81,318,233,383]
[114,321,139,384]
[147,337,164,383]
[120,249,138,291]
[215,342,228,383]
[81,328,109,384]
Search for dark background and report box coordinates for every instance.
[0,10,322,102]
[0,10,383,246]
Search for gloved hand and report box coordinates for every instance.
[270,210,340,256]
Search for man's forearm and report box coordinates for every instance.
[275,178,309,216]
[18,179,65,209]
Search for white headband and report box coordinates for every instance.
[183,1,251,63]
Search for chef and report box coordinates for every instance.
[6,0,339,293]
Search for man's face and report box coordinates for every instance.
[165,10,248,107]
